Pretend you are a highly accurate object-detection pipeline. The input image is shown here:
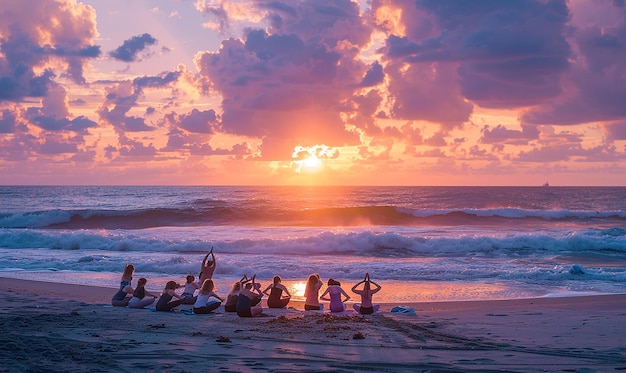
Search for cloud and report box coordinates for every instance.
[0,109,19,133]
[0,0,99,99]
[118,136,158,158]
[164,108,218,134]
[30,115,97,133]
[98,71,181,133]
[385,61,473,129]
[109,33,158,62]
[605,123,626,141]
[193,0,370,159]
[522,1,626,126]
[39,135,80,155]
[359,61,384,87]
[377,0,572,111]
[480,125,539,146]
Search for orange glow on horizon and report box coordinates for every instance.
[291,281,307,297]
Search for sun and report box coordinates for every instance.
[290,281,307,296]
[302,154,323,172]
[292,145,336,174]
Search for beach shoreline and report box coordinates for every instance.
[1,277,625,372]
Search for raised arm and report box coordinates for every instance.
[209,251,216,268]
[202,247,214,266]
[351,280,365,293]
[369,280,382,294]
[202,254,210,266]
[251,275,263,296]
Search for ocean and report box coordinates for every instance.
[1,185,625,304]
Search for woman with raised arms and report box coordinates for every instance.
[236,275,264,317]
[351,272,381,315]
[199,247,216,285]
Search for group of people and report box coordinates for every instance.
[303,273,381,314]
[111,249,382,317]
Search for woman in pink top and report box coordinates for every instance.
[351,272,381,315]
[304,273,323,310]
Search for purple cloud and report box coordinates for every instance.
[0,1,99,100]
[359,61,384,87]
[0,110,19,133]
[379,0,572,110]
[194,0,370,159]
[480,125,539,145]
[523,3,626,126]
[109,33,158,62]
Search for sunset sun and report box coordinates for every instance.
[292,145,336,174]
[302,154,323,172]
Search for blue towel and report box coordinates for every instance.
[390,306,416,315]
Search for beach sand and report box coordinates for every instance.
[1,277,625,372]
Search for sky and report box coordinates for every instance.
[0,0,625,186]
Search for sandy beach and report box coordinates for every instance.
[1,277,625,372]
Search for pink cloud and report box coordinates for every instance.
[0,0,99,99]
[523,1,626,126]
[194,0,371,159]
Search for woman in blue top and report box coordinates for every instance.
[111,264,135,307]
[236,275,264,317]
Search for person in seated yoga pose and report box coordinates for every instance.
[111,264,135,307]
[180,274,200,305]
[304,273,323,311]
[128,277,158,309]
[156,281,185,312]
[320,278,351,312]
[263,275,292,308]
[199,247,216,285]
[351,272,381,315]
[193,279,223,314]
[236,275,263,317]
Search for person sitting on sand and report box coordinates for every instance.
[199,247,216,285]
[180,274,200,305]
[128,277,158,309]
[236,275,264,317]
[321,278,351,312]
[351,272,381,315]
[304,273,323,310]
[193,279,223,314]
[224,275,251,312]
[111,263,135,307]
[155,280,185,312]
[263,275,292,309]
